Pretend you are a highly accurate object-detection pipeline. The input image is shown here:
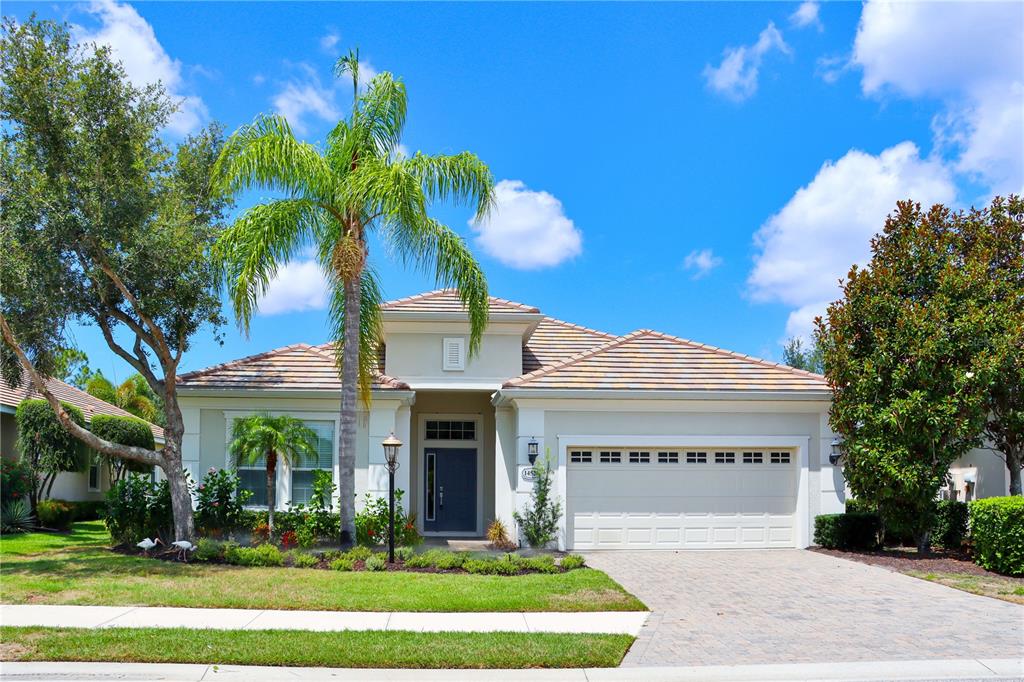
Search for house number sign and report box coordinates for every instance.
[521,467,539,482]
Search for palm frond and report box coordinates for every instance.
[328,267,384,406]
[402,152,495,221]
[356,73,408,159]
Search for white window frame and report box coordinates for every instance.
[290,419,336,508]
[87,454,102,492]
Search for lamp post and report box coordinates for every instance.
[382,432,402,564]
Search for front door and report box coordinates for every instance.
[423,448,477,532]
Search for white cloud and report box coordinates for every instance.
[853,0,1023,193]
[470,180,582,270]
[703,22,791,102]
[257,260,329,315]
[73,0,206,135]
[320,31,340,55]
[681,249,723,280]
[748,142,957,337]
[272,66,341,135]
[790,2,823,31]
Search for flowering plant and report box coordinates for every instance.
[195,468,250,533]
[354,490,421,547]
[280,529,298,549]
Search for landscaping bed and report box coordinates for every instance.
[0,627,635,668]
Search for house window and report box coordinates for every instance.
[442,337,465,371]
[570,450,592,463]
[599,450,621,463]
[685,451,707,464]
[715,451,736,464]
[238,452,268,507]
[425,420,476,441]
[88,455,101,492]
[743,451,764,464]
[770,451,791,464]
[657,451,679,464]
[628,451,651,464]
[291,420,335,506]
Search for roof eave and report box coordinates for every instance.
[177,386,417,404]
[493,387,832,406]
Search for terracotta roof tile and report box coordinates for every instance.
[1,376,164,440]
[505,329,829,392]
[382,289,540,314]
[522,317,616,373]
[178,343,409,391]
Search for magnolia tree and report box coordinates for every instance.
[0,18,231,540]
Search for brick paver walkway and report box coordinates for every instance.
[585,549,1024,667]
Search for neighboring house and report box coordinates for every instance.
[177,290,844,551]
[0,377,164,502]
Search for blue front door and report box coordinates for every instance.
[423,448,477,532]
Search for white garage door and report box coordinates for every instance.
[567,447,797,550]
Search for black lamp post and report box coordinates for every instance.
[382,432,402,564]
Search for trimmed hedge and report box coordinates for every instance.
[932,499,969,550]
[813,512,881,550]
[36,499,76,530]
[969,497,1024,576]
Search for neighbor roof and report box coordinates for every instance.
[504,329,829,392]
[0,376,165,441]
[177,343,409,392]
[382,289,540,314]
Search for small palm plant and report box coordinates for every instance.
[228,414,319,535]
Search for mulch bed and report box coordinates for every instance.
[812,546,1021,580]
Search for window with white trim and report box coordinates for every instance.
[442,337,465,371]
[599,450,621,463]
[657,451,679,464]
[291,420,335,505]
[686,451,708,464]
[743,451,764,464]
[88,454,101,492]
[628,451,650,464]
[770,451,791,464]
[715,451,736,464]
[238,452,268,506]
[570,450,592,463]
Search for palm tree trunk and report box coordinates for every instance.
[339,273,361,547]
[267,450,278,536]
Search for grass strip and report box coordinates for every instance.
[0,626,634,669]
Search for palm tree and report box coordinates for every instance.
[212,50,493,545]
[85,372,164,425]
[228,414,319,535]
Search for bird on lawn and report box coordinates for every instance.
[136,538,162,556]
[171,540,196,562]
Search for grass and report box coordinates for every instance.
[0,522,645,612]
[0,627,634,668]
[906,570,1024,605]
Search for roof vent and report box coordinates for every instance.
[443,337,465,371]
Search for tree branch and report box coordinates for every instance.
[95,314,161,392]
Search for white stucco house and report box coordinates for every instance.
[175,289,1010,550]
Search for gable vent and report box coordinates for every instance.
[442,337,466,371]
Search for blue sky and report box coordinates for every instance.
[8,1,1023,381]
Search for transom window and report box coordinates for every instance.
[658,451,679,464]
[425,420,476,441]
[743,451,764,464]
[686,451,708,464]
[599,450,622,463]
[770,451,791,464]
[570,450,592,463]
[628,451,651,464]
[715,451,736,464]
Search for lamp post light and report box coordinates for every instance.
[382,432,403,564]
[829,437,844,466]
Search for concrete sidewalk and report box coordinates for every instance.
[1,659,1021,681]
[0,604,648,635]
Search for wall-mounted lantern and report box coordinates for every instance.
[829,437,844,466]
[527,438,539,465]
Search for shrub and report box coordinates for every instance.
[346,545,372,562]
[280,530,298,549]
[226,543,283,567]
[933,499,969,550]
[492,557,519,575]
[289,551,319,568]
[105,474,176,545]
[90,414,155,483]
[16,400,88,507]
[1,499,34,534]
[36,499,75,530]
[194,538,225,562]
[520,554,559,574]
[365,553,387,571]
[463,558,494,574]
[394,546,414,561]
[403,548,465,570]
[195,468,250,534]
[251,522,270,545]
[813,512,882,550]
[330,557,354,571]
[355,490,421,547]
[0,459,33,507]
[295,525,316,549]
[68,500,106,521]
[560,554,586,570]
[513,454,562,548]
[844,498,875,514]
[970,497,1024,576]
[486,519,516,550]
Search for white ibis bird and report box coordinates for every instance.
[171,540,196,562]
[136,538,162,556]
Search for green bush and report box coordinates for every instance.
[346,545,373,562]
[463,558,494,574]
[16,400,88,503]
[394,546,414,561]
[520,554,559,574]
[513,454,561,548]
[36,499,75,530]
[287,550,319,568]
[365,553,387,571]
[195,467,250,534]
[68,500,106,521]
[193,538,225,562]
[492,557,519,575]
[814,512,881,550]
[844,498,875,514]
[933,499,969,550]
[89,414,155,482]
[560,554,586,570]
[970,497,1024,576]
[225,543,283,567]
[354,490,421,547]
[1,459,33,507]
[105,474,176,545]
[330,557,354,571]
[1,499,35,534]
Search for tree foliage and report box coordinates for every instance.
[817,201,996,550]
[89,414,156,484]
[15,399,88,509]
[782,337,824,374]
[86,372,164,425]
[0,17,232,540]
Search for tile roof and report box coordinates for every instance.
[177,343,409,391]
[504,329,830,392]
[382,289,540,314]
[1,376,164,440]
[522,317,616,373]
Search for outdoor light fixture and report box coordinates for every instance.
[527,438,539,465]
[829,437,844,466]
[381,432,403,564]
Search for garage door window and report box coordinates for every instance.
[770,451,791,464]
[657,451,679,464]
[685,451,707,463]
[599,451,621,463]
[743,451,764,464]
[628,451,651,464]
[570,450,592,463]
[714,451,736,464]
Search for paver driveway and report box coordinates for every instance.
[585,549,1024,667]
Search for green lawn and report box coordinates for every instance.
[0,522,645,612]
[0,626,633,668]
[906,570,1024,605]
